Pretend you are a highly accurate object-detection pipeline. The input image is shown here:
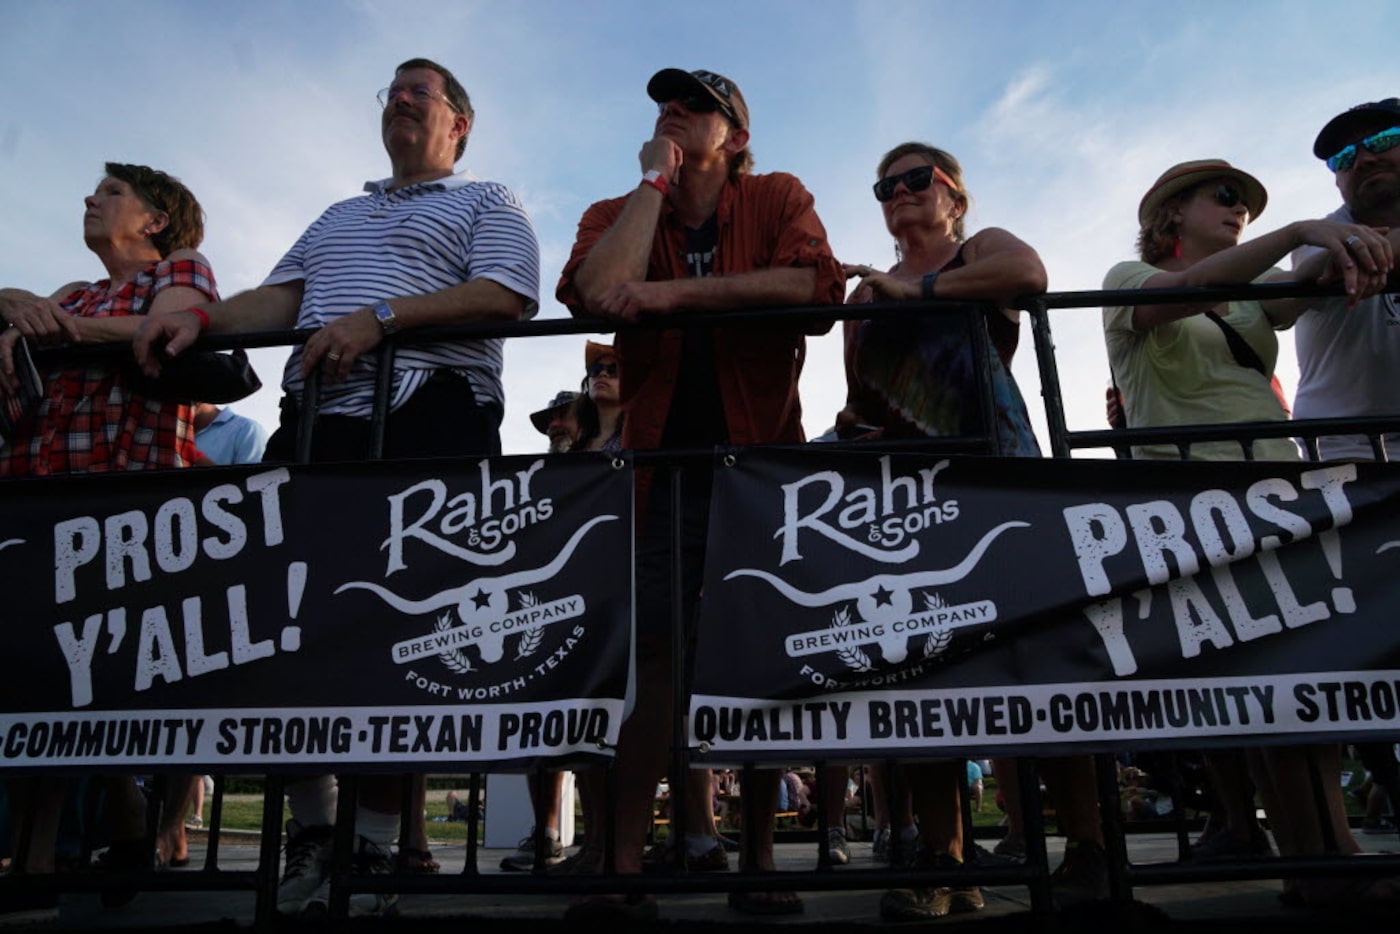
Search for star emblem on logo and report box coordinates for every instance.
[872,585,894,607]
[470,588,492,610]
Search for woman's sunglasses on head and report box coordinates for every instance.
[873,164,959,202]
[588,361,618,378]
[1326,126,1400,173]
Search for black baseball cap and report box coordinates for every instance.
[1313,98,1400,159]
[647,68,749,129]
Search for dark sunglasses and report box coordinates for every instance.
[587,361,618,378]
[1209,183,1247,209]
[873,164,959,202]
[657,95,737,126]
[1326,126,1400,173]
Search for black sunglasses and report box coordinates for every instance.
[587,361,618,378]
[873,164,957,202]
[1209,183,1247,209]
[657,95,737,126]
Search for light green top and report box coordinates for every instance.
[1102,260,1298,462]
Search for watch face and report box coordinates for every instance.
[375,302,397,333]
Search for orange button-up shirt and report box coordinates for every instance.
[556,172,845,452]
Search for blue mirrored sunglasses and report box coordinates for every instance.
[1326,126,1400,173]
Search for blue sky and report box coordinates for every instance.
[2,0,1395,456]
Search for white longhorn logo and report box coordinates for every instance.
[726,521,1027,664]
[335,515,616,664]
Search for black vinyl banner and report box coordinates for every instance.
[0,454,633,772]
[689,449,1400,762]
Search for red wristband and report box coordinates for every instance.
[185,307,211,333]
[640,170,669,197]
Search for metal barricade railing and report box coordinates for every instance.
[2,280,1398,927]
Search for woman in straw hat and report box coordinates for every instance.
[1104,158,1390,461]
[1103,159,1393,908]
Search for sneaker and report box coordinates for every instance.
[879,852,979,921]
[1362,818,1398,835]
[499,828,564,872]
[888,831,922,870]
[302,836,398,918]
[642,841,729,872]
[872,826,891,863]
[1189,822,1275,860]
[825,828,850,866]
[275,820,333,916]
[546,846,603,876]
[880,885,952,921]
[689,843,730,872]
[948,885,985,914]
[992,830,1026,862]
[969,841,1021,868]
[1051,839,1111,907]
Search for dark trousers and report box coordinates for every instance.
[263,370,502,464]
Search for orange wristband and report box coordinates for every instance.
[185,307,211,332]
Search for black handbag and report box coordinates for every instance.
[125,347,262,404]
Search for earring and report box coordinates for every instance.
[1172,236,1183,259]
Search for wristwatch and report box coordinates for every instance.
[921,270,941,300]
[371,299,398,335]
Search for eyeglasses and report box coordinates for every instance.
[873,164,959,202]
[377,84,462,114]
[587,361,618,378]
[1210,183,1247,209]
[657,95,738,127]
[1326,126,1400,173]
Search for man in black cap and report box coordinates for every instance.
[556,67,844,919]
[1292,98,1400,461]
[530,390,579,453]
[1291,97,1400,877]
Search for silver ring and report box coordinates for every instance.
[1345,235,1362,247]
[326,353,342,362]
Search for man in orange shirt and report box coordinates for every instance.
[557,67,843,919]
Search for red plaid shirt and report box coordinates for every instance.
[0,257,219,477]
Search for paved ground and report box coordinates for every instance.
[23,828,1400,931]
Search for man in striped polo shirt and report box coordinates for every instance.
[135,56,540,460]
[134,57,541,918]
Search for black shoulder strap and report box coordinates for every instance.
[1204,311,1267,376]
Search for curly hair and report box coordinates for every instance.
[1136,192,1191,265]
[104,162,204,256]
[875,142,971,242]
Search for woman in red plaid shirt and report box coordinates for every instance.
[0,163,217,921]
[0,161,218,475]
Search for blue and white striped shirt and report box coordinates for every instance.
[264,170,540,417]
